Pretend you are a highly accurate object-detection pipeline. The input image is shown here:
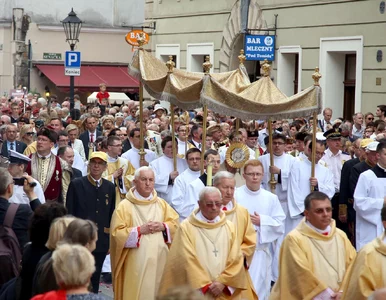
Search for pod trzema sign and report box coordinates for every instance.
[244,35,275,61]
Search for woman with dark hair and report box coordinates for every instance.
[32,219,98,296]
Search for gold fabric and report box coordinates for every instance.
[341,233,386,300]
[159,209,248,299]
[269,219,356,300]
[129,49,321,120]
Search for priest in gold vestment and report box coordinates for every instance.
[110,166,179,300]
[213,171,258,300]
[341,205,386,300]
[159,186,248,299]
[270,191,356,300]
[103,136,135,206]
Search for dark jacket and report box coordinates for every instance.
[1,141,27,158]
[122,138,149,154]
[0,197,41,250]
[72,168,83,179]
[78,130,102,160]
[66,176,115,253]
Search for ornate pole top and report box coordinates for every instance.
[136,33,147,48]
[166,55,175,73]
[312,67,322,86]
[262,59,271,77]
[238,49,246,66]
[203,56,212,74]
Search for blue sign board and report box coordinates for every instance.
[65,51,81,68]
[244,35,275,61]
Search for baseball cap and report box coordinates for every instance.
[89,151,108,162]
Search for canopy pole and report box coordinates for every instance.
[184,111,189,158]
[200,55,212,175]
[236,118,240,132]
[311,111,317,191]
[170,105,177,171]
[200,105,208,175]
[268,119,277,193]
[138,82,146,163]
[166,56,177,171]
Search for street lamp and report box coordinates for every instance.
[61,8,82,111]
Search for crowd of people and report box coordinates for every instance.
[0,89,385,300]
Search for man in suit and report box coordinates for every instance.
[187,124,202,150]
[318,107,333,132]
[0,167,42,249]
[79,115,102,160]
[2,124,27,157]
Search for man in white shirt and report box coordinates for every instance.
[121,128,156,169]
[322,128,351,229]
[8,150,45,204]
[171,148,201,221]
[354,140,386,250]
[235,159,285,300]
[176,125,188,158]
[187,124,202,150]
[150,136,188,204]
[287,140,335,232]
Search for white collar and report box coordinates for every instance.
[222,200,233,210]
[306,220,331,235]
[377,163,386,172]
[107,155,118,163]
[187,168,201,175]
[196,210,220,223]
[326,148,341,157]
[133,189,153,200]
[243,185,262,195]
[90,175,101,185]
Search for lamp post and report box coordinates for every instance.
[61,8,82,111]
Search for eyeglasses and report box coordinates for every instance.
[26,132,34,135]
[272,142,285,146]
[367,118,374,120]
[110,144,122,147]
[205,202,223,208]
[244,172,263,177]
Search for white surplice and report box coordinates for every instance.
[180,176,206,220]
[121,147,157,169]
[235,185,285,300]
[149,155,188,204]
[287,158,335,233]
[354,168,386,250]
[177,139,186,157]
[171,168,201,221]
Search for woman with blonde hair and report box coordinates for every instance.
[18,124,35,145]
[32,244,105,300]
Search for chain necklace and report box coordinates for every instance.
[198,226,223,257]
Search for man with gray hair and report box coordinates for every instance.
[160,186,249,298]
[213,171,258,299]
[110,166,179,300]
[352,112,365,139]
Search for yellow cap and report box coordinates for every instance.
[360,138,373,149]
[89,151,108,162]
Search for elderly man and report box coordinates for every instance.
[318,107,333,132]
[1,124,27,157]
[214,171,258,300]
[110,166,179,300]
[66,151,116,293]
[160,186,248,299]
[341,205,386,299]
[270,191,356,300]
[121,128,156,169]
[287,140,335,232]
[149,136,187,204]
[66,124,86,161]
[352,112,365,139]
[235,159,285,300]
[354,141,386,250]
[26,127,71,203]
[57,146,83,179]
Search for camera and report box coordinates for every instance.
[13,177,37,187]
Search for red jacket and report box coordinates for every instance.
[31,290,66,300]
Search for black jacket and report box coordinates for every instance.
[0,197,41,250]
[66,176,116,253]
[1,141,27,158]
[79,130,102,160]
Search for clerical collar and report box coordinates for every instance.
[243,185,262,195]
[37,152,51,159]
[188,168,200,175]
[305,220,331,235]
[196,210,220,223]
[377,163,386,172]
[222,201,233,211]
[133,189,153,200]
[107,155,118,163]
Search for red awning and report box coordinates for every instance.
[35,64,139,92]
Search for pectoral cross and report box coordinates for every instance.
[213,246,218,257]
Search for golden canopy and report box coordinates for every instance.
[128,48,321,120]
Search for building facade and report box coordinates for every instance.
[146,0,385,120]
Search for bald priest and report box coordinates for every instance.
[159,186,248,299]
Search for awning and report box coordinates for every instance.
[35,64,139,93]
[87,92,131,104]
